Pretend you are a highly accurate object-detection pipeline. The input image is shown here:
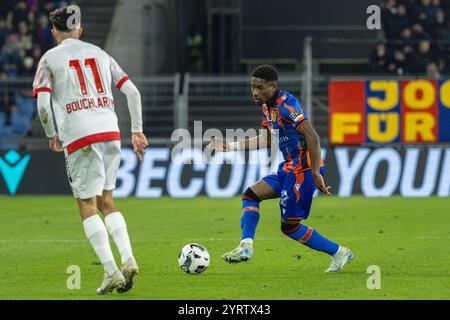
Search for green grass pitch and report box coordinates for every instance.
[1,195,449,300]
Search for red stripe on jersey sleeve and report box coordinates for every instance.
[32,87,52,98]
[116,76,129,90]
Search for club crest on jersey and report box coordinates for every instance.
[270,109,277,122]
[289,111,304,123]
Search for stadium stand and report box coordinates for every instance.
[0,1,66,149]
[369,0,450,76]
[0,0,449,150]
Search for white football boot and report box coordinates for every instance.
[222,240,253,263]
[117,257,139,293]
[325,246,353,273]
[96,270,126,295]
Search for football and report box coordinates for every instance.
[178,243,210,274]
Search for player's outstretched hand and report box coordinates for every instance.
[312,172,331,195]
[205,137,229,152]
[49,134,64,152]
[132,132,149,162]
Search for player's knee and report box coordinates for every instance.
[242,187,261,203]
[79,197,96,209]
[77,197,97,219]
[281,221,301,236]
[98,197,116,214]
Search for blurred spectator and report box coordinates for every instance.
[387,50,408,75]
[369,41,392,73]
[17,21,33,57]
[395,27,418,52]
[398,0,417,18]
[416,39,440,69]
[410,22,431,39]
[0,17,10,49]
[435,8,450,39]
[415,0,438,35]
[0,0,67,142]
[6,1,34,32]
[31,46,42,70]
[372,0,450,75]
[382,1,421,38]
[19,56,36,76]
[426,62,441,78]
[33,14,54,53]
[2,34,23,77]
[401,39,440,73]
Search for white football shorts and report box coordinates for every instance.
[64,140,121,199]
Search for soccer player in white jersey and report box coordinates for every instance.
[32,6,148,295]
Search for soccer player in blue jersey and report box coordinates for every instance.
[206,65,353,272]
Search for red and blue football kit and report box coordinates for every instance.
[239,89,341,258]
[260,90,324,220]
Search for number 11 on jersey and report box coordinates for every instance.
[69,58,105,96]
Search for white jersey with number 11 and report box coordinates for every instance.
[33,38,129,154]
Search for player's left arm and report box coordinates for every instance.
[296,121,331,195]
[279,99,330,195]
[109,54,148,161]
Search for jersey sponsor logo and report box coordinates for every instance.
[289,111,304,123]
[0,151,31,195]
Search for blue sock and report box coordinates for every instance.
[287,224,339,255]
[240,199,260,240]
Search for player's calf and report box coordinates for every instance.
[281,219,353,272]
[222,187,259,263]
[240,187,261,243]
[280,219,340,256]
[97,190,119,215]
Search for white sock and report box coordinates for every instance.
[104,212,134,264]
[83,215,118,275]
[240,238,253,247]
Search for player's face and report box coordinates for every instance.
[251,77,277,105]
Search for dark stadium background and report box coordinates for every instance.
[0,0,449,198]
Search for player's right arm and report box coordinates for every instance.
[206,129,271,152]
[33,57,63,152]
[206,110,271,152]
[109,55,148,161]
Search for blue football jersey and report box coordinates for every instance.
[261,90,312,172]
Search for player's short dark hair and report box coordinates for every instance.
[49,5,81,32]
[252,65,278,82]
